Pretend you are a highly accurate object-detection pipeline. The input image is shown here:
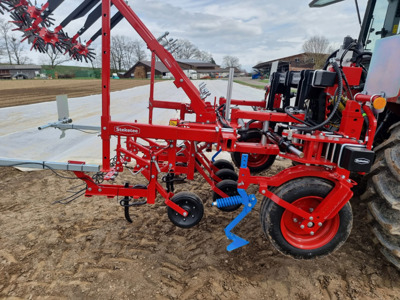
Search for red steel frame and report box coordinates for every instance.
[71,0,378,235]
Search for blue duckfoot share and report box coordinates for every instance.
[212,154,258,251]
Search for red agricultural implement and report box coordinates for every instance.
[0,0,400,267]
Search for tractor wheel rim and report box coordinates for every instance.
[280,196,340,250]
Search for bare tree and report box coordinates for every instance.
[130,40,147,63]
[40,51,70,69]
[9,36,28,64]
[0,18,13,64]
[222,55,241,69]
[111,35,126,72]
[111,35,147,72]
[173,39,200,60]
[302,35,331,69]
[195,50,213,63]
[0,17,30,65]
[89,48,102,69]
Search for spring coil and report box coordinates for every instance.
[214,195,242,208]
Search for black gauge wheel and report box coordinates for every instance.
[214,168,238,182]
[168,192,204,228]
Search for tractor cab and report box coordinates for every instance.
[310,0,400,53]
[360,0,400,51]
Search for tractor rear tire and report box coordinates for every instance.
[361,122,400,269]
[260,177,353,259]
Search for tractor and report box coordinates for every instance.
[0,0,399,269]
[305,0,400,270]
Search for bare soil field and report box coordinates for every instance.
[1,81,399,299]
[0,79,155,108]
[1,160,400,299]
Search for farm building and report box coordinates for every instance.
[124,59,222,79]
[124,61,170,79]
[253,53,327,78]
[0,64,42,79]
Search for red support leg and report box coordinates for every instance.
[101,0,111,172]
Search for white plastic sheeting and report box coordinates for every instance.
[0,80,264,166]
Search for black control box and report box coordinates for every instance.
[312,70,337,88]
[339,146,375,172]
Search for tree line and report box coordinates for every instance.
[108,35,242,73]
[0,14,242,73]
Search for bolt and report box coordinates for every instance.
[262,190,266,194]
[98,188,102,192]
[341,175,345,179]
[248,203,252,207]
[192,154,195,157]
[152,156,156,159]
[103,127,106,130]
[310,231,315,236]
[180,79,183,82]
[309,216,313,221]
[307,222,314,228]
[151,175,155,179]
[88,188,92,191]
[293,218,298,223]
[183,212,188,217]
[318,222,323,227]
[300,225,305,229]
[309,208,314,212]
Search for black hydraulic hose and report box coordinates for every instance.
[289,61,343,132]
[323,50,339,70]
[284,105,313,126]
[215,103,232,129]
[340,68,353,99]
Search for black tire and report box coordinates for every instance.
[361,122,400,269]
[231,130,276,173]
[167,192,204,228]
[260,177,353,259]
[213,179,241,212]
[214,168,238,182]
[212,159,235,171]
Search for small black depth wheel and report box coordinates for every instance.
[214,168,238,182]
[260,177,353,259]
[213,179,241,212]
[231,130,276,173]
[212,159,235,171]
[168,192,204,228]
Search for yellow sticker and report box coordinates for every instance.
[393,24,399,34]
[169,120,178,126]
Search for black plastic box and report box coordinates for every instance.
[339,146,375,172]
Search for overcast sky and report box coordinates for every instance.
[3,0,367,71]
